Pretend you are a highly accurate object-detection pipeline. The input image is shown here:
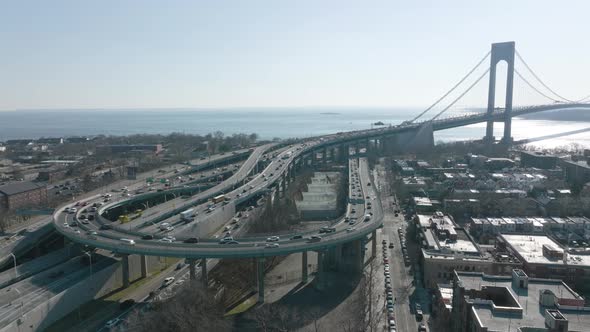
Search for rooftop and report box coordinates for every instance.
[458,270,589,332]
[501,234,590,267]
[0,181,45,196]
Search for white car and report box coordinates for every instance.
[266,236,280,242]
[105,318,120,328]
[69,208,77,213]
[163,277,175,287]
[346,227,356,232]
[265,243,280,248]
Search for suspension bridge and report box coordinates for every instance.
[390,41,590,148]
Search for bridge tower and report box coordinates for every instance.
[485,41,515,145]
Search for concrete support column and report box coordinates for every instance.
[371,230,377,259]
[302,251,308,283]
[257,257,266,303]
[323,148,328,164]
[140,254,148,278]
[201,258,208,287]
[189,259,196,280]
[121,254,130,288]
[316,250,326,290]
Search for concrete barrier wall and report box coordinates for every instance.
[0,255,164,332]
[182,201,236,238]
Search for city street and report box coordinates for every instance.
[373,159,422,332]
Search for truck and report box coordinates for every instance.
[180,208,195,222]
[281,151,292,160]
[212,194,225,204]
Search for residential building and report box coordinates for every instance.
[521,151,559,169]
[450,269,590,332]
[0,181,48,211]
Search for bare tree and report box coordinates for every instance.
[126,282,231,332]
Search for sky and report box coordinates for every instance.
[1,1,589,110]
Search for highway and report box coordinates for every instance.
[0,254,114,330]
[52,126,386,261]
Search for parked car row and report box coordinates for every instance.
[398,227,410,266]
[382,239,396,332]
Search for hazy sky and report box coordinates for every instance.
[2,1,589,110]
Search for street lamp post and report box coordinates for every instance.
[9,253,17,278]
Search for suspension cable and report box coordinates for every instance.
[514,69,561,103]
[430,68,490,121]
[409,51,491,123]
[515,50,581,103]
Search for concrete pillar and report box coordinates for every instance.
[140,254,148,278]
[371,230,377,259]
[121,254,130,288]
[323,148,328,164]
[201,258,208,287]
[257,257,266,303]
[316,250,325,290]
[302,251,309,283]
[189,259,196,280]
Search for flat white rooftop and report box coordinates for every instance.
[502,234,590,267]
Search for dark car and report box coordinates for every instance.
[290,235,303,240]
[100,224,112,230]
[184,237,199,243]
[141,234,154,240]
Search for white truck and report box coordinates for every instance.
[180,208,196,223]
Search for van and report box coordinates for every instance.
[120,238,135,245]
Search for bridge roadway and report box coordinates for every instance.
[97,143,276,230]
[54,140,382,259]
[54,103,590,258]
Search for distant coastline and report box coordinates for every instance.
[319,112,340,115]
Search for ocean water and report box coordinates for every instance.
[0,108,588,148]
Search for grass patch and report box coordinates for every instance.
[225,294,257,316]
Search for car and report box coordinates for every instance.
[346,227,356,232]
[415,304,424,320]
[265,243,280,248]
[141,234,154,240]
[176,263,183,270]
[308,235,322,243]
[290,235,303,240]
[389,319,396,327]
[266,236,280,242]
[389,243,394,248]
[105,318,120,328]
[100,224,112,230]
[382,240,387,245]
[88,214,95,221]
[87,231,98,239]
[163,277,175,287]
[418,323,426,331]
[69,208,77,213]
[183,237,199,243]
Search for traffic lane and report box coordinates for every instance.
[0,258,114,328]
[55,213,383,259]
[58,156,378,247]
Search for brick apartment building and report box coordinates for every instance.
[0,181,48,211]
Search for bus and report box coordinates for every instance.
[212,194,225,204]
